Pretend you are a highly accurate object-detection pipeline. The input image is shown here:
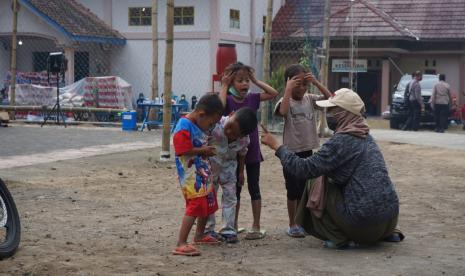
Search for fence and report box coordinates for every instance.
[0,0,326,127]
[0,34,126,121]
[266,0,326,132]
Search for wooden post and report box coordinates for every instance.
[10,0,19,107]
[260,0,273,127]
[160,0,174,161]
[149,0,159,121]
[319,0,331,137]
[64,48,75,85]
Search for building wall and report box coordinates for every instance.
[76,0,105,19]
[0,46,8,85]
[110,40,153,101]
[234,41,252,65]
[111,0,210,34]
[81,0,283,101]
[15,39,58,73]
[0,0,285,100]
[255,0,284,38]
[219,0,251,36]
[0,1,68,82]
[0,0,10,79]
[170,39,211,98]
[111,39,211,101]
[255,44,264,79]
[0,1,70,46]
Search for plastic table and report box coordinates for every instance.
[138,102,184,132]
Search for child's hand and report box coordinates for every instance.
[221,72,235,87]
[285,76,301,92]
[237,171,245,186]
[201,146,217,157]
[304,73,316,84]
[248,70,258,84]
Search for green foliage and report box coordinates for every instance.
[268,66,286,96]
[299,39,313,70]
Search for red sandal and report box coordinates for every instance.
[193,234,221,245]
[172,244,201,256]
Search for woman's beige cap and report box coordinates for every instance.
[316,88,365,116]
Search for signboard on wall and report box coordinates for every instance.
[332,59,367,73]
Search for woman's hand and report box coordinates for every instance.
[260,124,281,150]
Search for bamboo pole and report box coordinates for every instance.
[260,0,273,127]
[10,0,18,107]
[318,0,331,137]
[149,0,159,121]
[160,0,174,161]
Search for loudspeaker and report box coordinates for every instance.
[47,52,67,74]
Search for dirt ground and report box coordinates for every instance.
[1,140,465,275]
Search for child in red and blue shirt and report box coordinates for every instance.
[172,93,223,256]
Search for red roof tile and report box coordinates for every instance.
[272,0,465,40]
[20,0,125,44]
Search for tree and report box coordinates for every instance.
[149,0,159,121]
[260,0,273,127]
[160,0,174,161]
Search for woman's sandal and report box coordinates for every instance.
[172,244,201,256]
[286,226,306,238]
[245,229,266,240]
[323,240,358,250]
[383,229,405,242]
[193,234,221,245]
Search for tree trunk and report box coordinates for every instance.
[160,0,174,161]
[319,0,331,137]
[260,0,273,127]
[10,0,18,113]
[149,0,159,122]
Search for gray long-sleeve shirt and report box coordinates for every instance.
[276,133,399,226]
[409,80,424,107]
[431,81,451,105]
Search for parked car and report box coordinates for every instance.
[389,74,438,129]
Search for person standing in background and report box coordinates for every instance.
[402,72,416,131]
[408,71,424,131]
[430,74,452,133]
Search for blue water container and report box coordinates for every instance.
[122,111,137,131]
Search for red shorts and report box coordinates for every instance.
[185,192,218,217]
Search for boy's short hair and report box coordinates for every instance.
[284,64,307,82]
[195,93,224,116]
[234,107,258,136]
[439,74,446,81]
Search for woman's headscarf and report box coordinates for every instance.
[331,106,369,138]
[316,88,370,138]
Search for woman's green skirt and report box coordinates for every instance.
[295,178,398,247]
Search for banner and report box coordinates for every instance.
[332,59,367,73]
[8,76,133,109]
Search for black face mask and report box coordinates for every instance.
[326,115,337,131]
